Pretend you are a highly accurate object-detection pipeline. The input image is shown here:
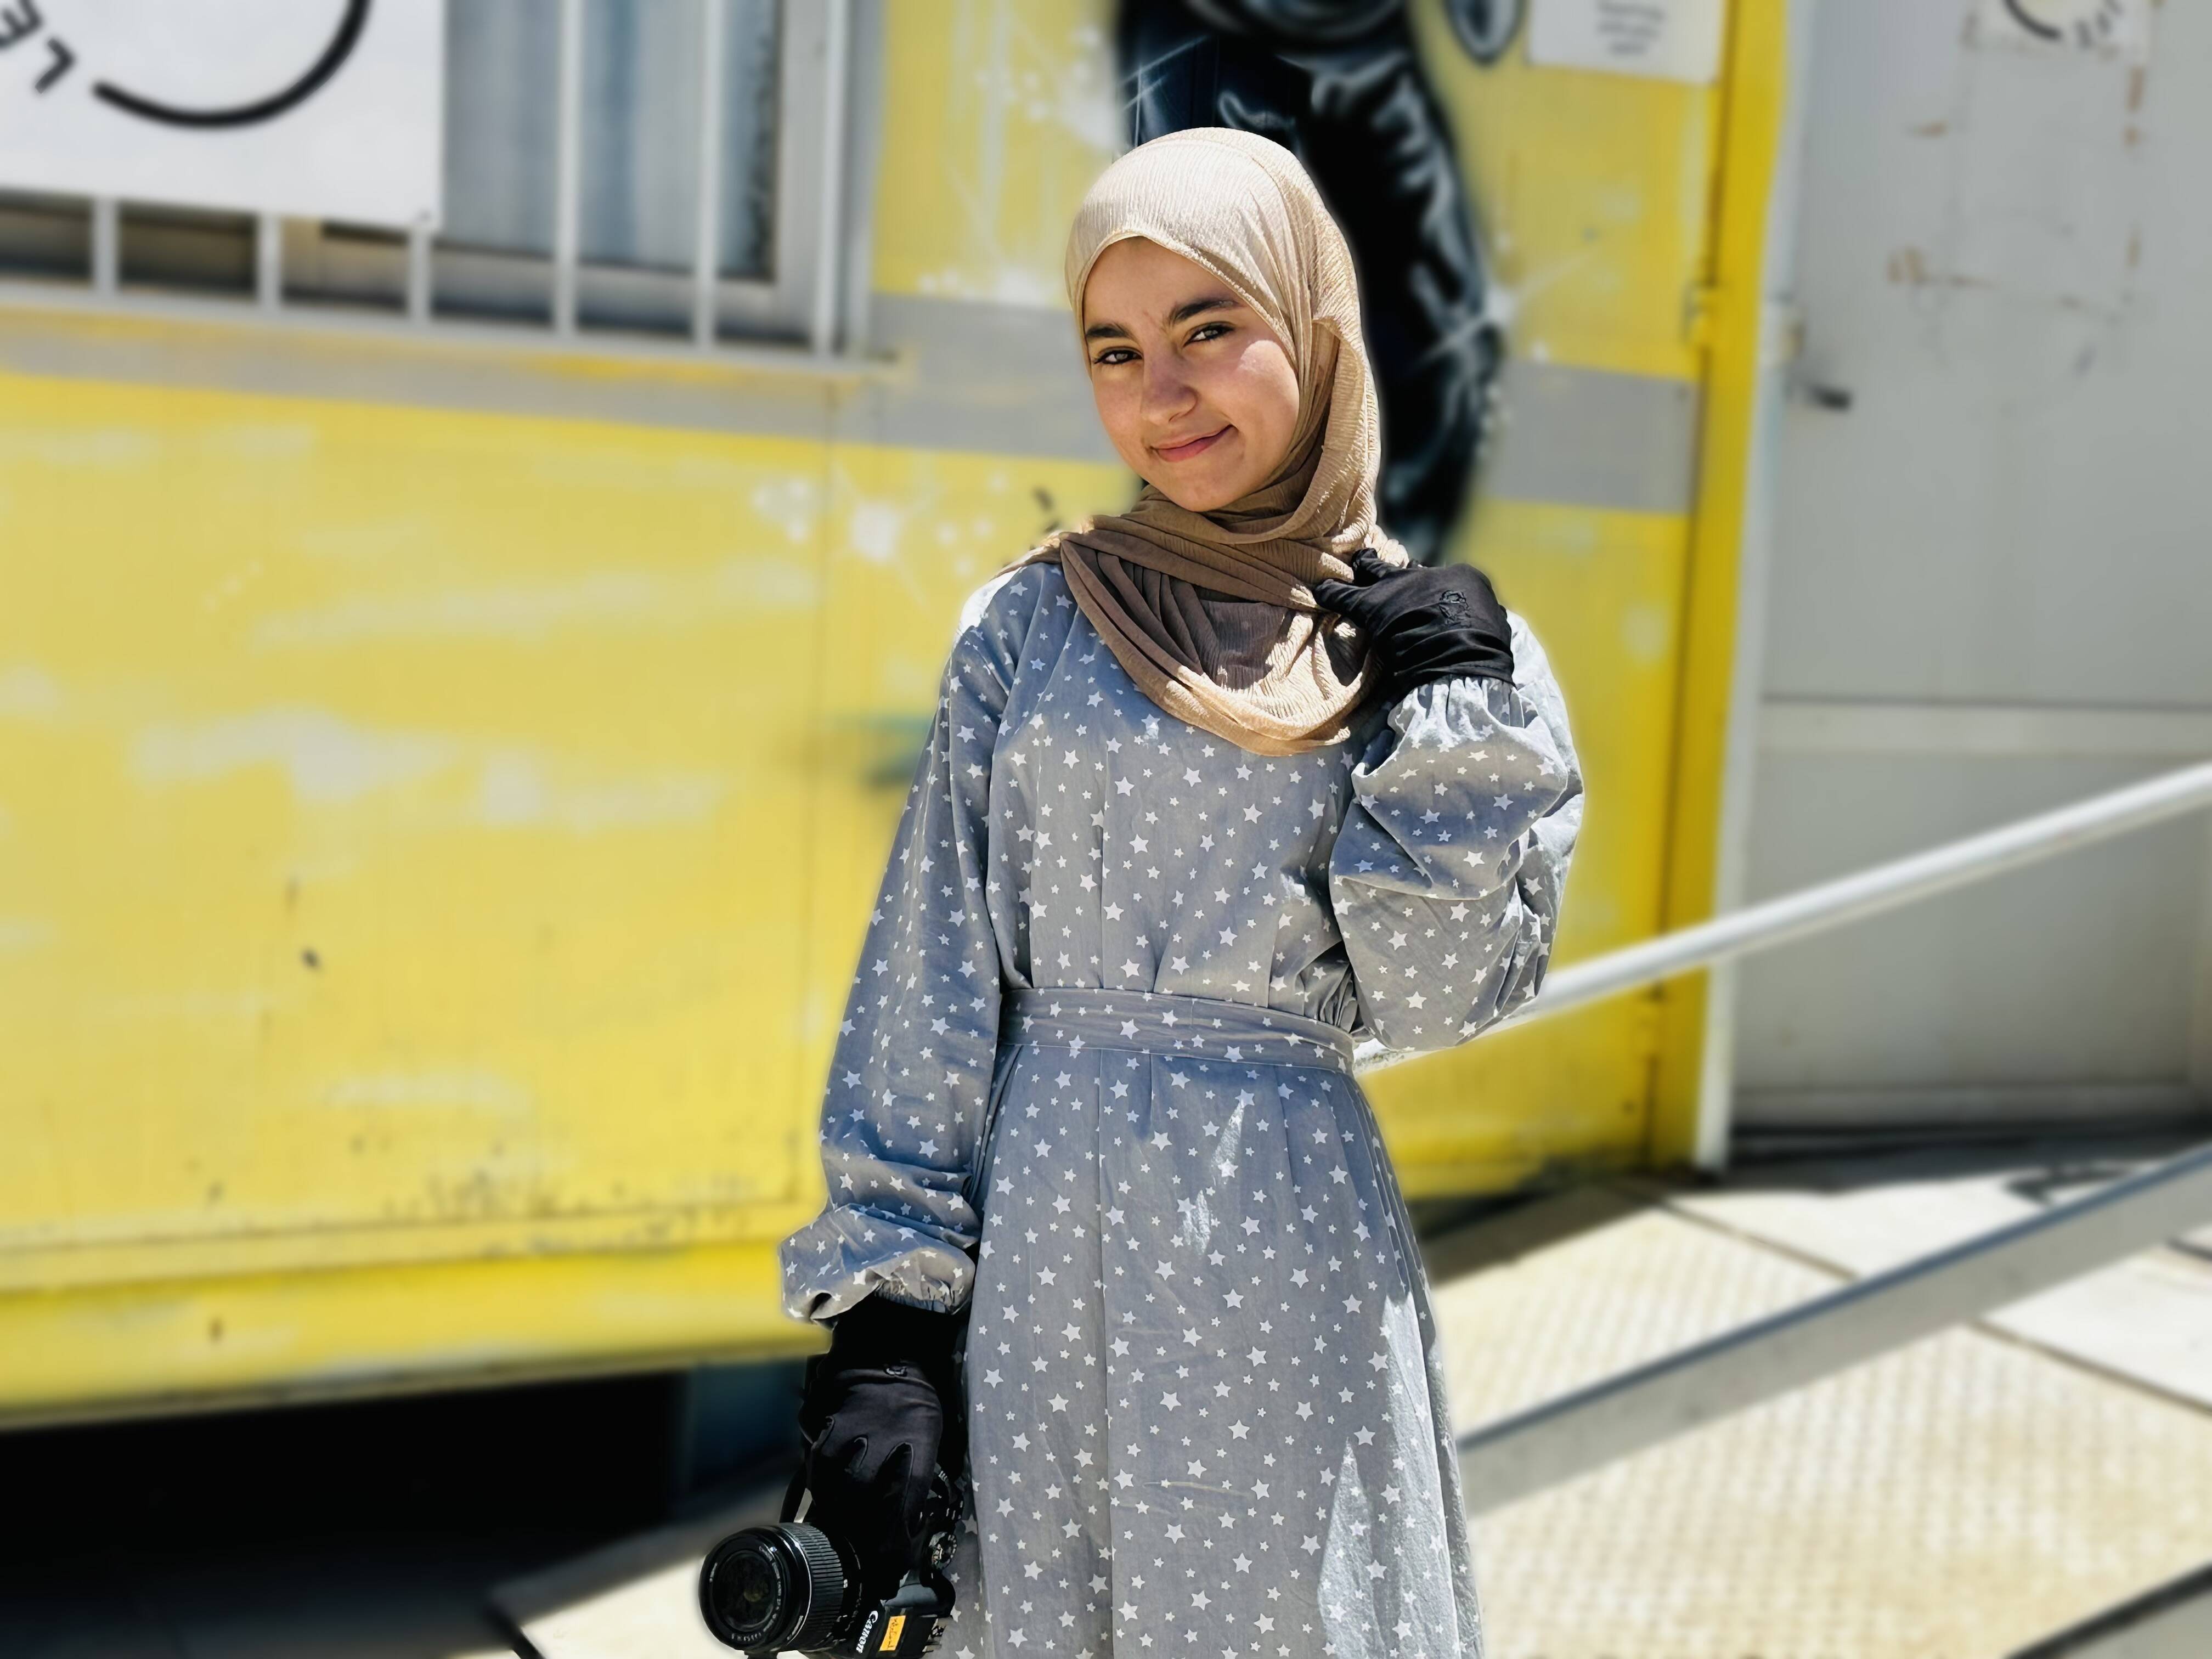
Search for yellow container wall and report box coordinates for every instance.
[0,0,1771,1420]
[1,365,832,1276]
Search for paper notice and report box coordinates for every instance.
[1528,0,1727,84]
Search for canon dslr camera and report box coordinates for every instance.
[698,1468,959,1656]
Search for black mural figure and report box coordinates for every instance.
[1119,0,1520,565]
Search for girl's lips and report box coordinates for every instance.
[1154,426,1229,463]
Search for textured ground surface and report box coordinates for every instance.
[1438,1142,2212,1659]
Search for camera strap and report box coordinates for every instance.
[777,1462,811,1526]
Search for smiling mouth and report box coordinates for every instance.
[1154,427,1229,463]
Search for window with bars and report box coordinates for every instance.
[0,0,849,352]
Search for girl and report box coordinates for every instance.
[781,128,1582,1659]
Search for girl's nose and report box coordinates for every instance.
[1141,356,1196,421]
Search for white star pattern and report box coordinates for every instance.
[780,567,1583,1657]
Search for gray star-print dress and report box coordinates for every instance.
[782,563,1582,1659]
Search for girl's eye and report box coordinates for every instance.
[1092,347,1137,368]
[1188,322,1232,345]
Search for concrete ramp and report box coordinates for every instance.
[2008,1564,2212,1658]
[1433,1147,2212,1657]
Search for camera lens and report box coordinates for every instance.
[699,1522,856,1653]
[728,1550,780,1622]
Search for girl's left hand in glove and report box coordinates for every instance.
[797,1295,964,1599]
[1312,548,1515,702]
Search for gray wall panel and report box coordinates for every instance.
[1765,0,2212,708]
[1733,0,2212,1128]
[1735,752,2204,1097]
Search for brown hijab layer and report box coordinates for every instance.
[1013,128,1408,757]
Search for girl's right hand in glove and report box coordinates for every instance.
[798,1295,963,1598]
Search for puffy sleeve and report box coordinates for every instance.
[1327,616,1584,1053]
[778,588,1019,1321]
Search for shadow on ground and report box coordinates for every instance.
[0,1373,727,1659]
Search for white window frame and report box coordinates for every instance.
[0,0,857,359]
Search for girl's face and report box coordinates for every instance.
[1080,237,1302,514]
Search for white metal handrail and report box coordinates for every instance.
[1456,1137,2212,1509]
[1369,757,2212,1071]
[1423,755,2212,1510]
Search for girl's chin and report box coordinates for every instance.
[1148,470,1260,514]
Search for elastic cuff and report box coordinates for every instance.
[829,1293,964,1389]
[1394,660,1514,699]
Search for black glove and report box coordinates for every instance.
[798,1295,963,1598]
[1313,548,1515,702]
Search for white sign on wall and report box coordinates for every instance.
[1528,0,1726,85]
[0,0,443,229]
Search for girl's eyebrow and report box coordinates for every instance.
[1166,295,1239,326]
[1083,295,1242,343]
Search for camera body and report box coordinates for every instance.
[698,1469,961,1657]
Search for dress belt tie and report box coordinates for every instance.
[1000,986,1357,1075]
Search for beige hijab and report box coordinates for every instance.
[1013,127,1408,757]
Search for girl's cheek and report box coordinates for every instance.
[1092,385,1136,450]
